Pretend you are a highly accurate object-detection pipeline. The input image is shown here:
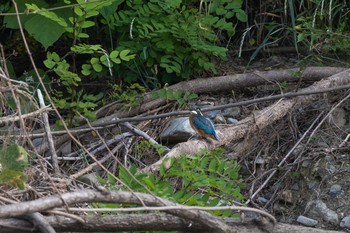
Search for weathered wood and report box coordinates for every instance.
[0,213,344,233]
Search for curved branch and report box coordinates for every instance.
[0,189,236,233]
[0,213,342,233]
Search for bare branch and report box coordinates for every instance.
[0,189,237,232]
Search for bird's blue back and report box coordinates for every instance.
[193,114,219,140]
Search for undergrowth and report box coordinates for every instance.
[96,148,245,217]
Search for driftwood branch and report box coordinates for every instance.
[0,213,344,233]
[143,69,350,173]
[0,189,244,233]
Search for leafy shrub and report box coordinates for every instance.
[103,0,244,83]
[97,148,245,217]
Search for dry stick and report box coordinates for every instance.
[0,106,51,125]
[0,125,114,139]
[37,89,60,175]
[46,210,84,224]
[121,121,159,145]
[63,205,276,224]
[245,112,324,205]
[75,113,149,208]
[0,194,56,233]
[69,133,133,180]
[0,189,238,233]
[307,92,350,144]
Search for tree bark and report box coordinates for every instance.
[0,213,344,233]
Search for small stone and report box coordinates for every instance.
[227,118,238,124]
[292,144,305,156]
[60,140,72,155]
[307,200,339,225]
[307,180,318,189]
[160,117,195,144]
[301,160,311,167]
[328,108,346,127]
[329,184,342,198]
[77,172,100,187]
[255,156,265,165]
[291,183,300,191]
[204,110,221,119]
[297,215,318,227]
[340,216,350,229]
[32,137,44,147]
[280,190,294,204]
[222,107,241,118]
[214,114,225,124]
[257,196,269,205]
[326,164,337,174]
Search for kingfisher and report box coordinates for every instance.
[189,109,219,141]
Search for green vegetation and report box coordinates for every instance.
[96,148,245,216]
[2,0,246,122]
[0,144,29,190]
[152,88,198,105]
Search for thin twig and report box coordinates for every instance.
[37,89,60,175]
[245,111,324,204]
[62,205,276,224]
[0,106,51,125]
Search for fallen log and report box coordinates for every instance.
[0,213,344,233]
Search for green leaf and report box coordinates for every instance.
[227,0,243,9]
[81,64,91,76]
[80,20,95,28]
[234,9,247,22]
[107,173,116,185]
[215,7,227,15]
[151,90,159,99]
[200,157,209,169]
[92,63,102,72]
[209,197,220,206]
[74,6,84,16]
[0,144,29,171]
[119,166,132,186]
[26,4,68,27]
[3,0,48,29]
[77,32,89,38]
[209,159,217,171]
[120,50,135,61]
[166,89,175,100]
[110,51,121,64]
[0,169,27,190]
[24,14,65,50]
[157,89,167,99]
